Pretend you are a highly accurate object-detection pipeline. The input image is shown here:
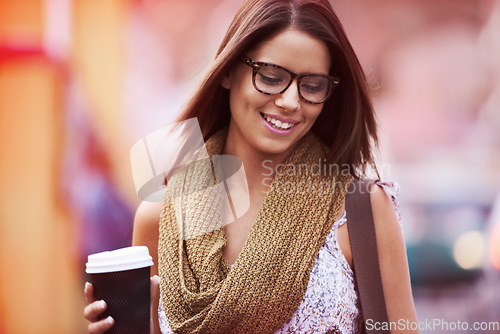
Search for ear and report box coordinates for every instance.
[220,70,231,90]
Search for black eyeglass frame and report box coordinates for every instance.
[240,56,340,104]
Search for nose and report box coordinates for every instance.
[274,79,300,111]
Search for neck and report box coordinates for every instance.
[222,129,295,196]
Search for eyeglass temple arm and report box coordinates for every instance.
[240,56,258,68]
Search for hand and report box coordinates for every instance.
[150,275,161,334]
[83,282,114,334]
[83,276,161,334]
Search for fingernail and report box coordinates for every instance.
[98,300,106,309]
[84,282,90,291]
[105,316,114,325]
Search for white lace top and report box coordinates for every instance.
[158,181,400,334]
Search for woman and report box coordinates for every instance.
[84,0,418,333]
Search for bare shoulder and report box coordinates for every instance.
[370,184,401,237]
[370,183,406,284]
[133,201,162,241]
[134,201,163,227]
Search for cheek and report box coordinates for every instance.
[228,87,251,117]
[306,106,324,123]
[228,81,271,115]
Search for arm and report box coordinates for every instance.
[132,201,162,276]
[371,185,419,334]
[132,201,162,334]
[84,201,163,334]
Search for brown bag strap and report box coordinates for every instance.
[345,179,390,334]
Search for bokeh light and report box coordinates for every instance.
[453,230,486,270]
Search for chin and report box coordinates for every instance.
[255,136,299,157]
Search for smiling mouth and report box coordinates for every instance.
[260,112,298,130]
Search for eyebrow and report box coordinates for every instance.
[246,57,331,76]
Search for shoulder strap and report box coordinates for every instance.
[345,179,390,334]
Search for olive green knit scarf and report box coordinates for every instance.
[158,129,349,334]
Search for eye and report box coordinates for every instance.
[257,73,284,86]
[301,83,326,93]
[300,76,329,94]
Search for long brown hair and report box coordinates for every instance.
[176,0,378,178]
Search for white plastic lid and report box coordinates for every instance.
[86,246,154,274]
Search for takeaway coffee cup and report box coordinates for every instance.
[86,246,154,334]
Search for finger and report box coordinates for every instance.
[150,275,161,334]
[84,282,95,304]
[150,275,160,302]
[88,316,114,334]
[84,300,107,322]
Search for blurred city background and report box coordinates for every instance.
[0,0,499,333]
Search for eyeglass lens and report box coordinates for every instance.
[255,64,331,103]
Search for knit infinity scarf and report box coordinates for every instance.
[158,129,349,334]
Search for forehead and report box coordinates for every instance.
[247,29,331,74]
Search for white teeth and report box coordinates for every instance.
[261,113,296,130]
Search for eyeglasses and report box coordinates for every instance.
[241,56,339,104]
